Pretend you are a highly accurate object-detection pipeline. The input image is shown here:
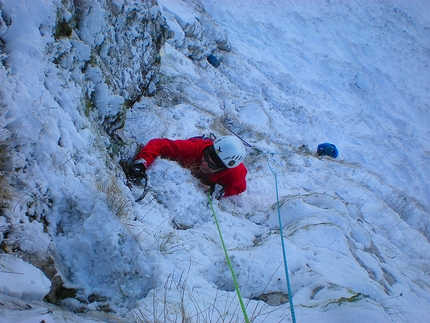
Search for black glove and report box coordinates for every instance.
[130,160,147,184]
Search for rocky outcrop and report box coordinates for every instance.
[52,0,168,134]
[74,0,168,99]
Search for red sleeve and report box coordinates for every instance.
[137,138,248,197]
[136,138,207,167]
[211,164,248,197]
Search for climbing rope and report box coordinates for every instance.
[207,192,250,323]
[220,127,297,321]
[267,160,297,323]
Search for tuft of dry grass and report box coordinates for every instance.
[96,175,132,220]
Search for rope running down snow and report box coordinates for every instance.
[225,127,297,321]
[207,192,250,323]
[267,159,297,323]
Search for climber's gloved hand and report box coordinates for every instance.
[210,184,225,200]
[130,159,147,184]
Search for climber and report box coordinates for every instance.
[129,135,248,198]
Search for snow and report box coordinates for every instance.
[0,254,50,301]
[1,0,429,322]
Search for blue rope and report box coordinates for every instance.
[224,128,297,321]
[267,160,297,323]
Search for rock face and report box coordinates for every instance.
[73,0,168,100]
[52,0,230,134]
[51,0,169,134]
[50,0,231,135]
[0,0,231,315]
[159,0,231,60]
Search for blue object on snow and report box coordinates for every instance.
[207,54,220,68]
[317,143,338,158]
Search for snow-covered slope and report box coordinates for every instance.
[1,0,429,322]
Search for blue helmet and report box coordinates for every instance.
[317,143,338,158]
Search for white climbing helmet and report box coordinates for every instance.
[213,136,246,168]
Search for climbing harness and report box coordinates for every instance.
[207,192,250,323]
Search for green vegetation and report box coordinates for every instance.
[54,18,73,39]
[326,292,370,307]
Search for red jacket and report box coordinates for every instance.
[136,138,247,197]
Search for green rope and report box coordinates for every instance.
[207,192,250,323]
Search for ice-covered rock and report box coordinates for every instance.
[0,254,51,302]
